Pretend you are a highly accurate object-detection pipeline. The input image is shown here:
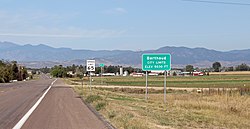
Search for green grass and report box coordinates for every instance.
[95,102,106,111]
[85,95,102,103]
[110,96,136,101]
[68,74,250,88]
[72,85,250,129]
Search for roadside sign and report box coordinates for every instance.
[142,53,171,104]
[99,63,104,67]
[142,53,171,71]
[87,60,95,71]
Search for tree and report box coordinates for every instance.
[40,66,51,74]
[185,65,194,73]
[124,66,134,74]
[105,65,118,73]
[212,62,221,72]
[21,67,28,80]
[226,66,234,72]
[50,65,67,78]
[12,63,19,80]
[173,72,177,76]
[0,60,28,83]
[95,67,101,74]
[235,63,249,71]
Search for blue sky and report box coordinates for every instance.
[0,0,249,51]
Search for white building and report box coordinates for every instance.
[123,71,129,76]
[130,72,144,77]
[102,73,115,76]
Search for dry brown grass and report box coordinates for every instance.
[210,71,250,75]
[72,84,250,129]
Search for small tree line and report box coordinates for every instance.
[185,62,250,72]
[0,60,28,83]
[47,64,142,78]
[44,62,250,78]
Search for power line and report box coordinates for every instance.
[182,0,250,6]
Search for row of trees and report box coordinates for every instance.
[225,63,250,71]
[185,62,222,73]
[185,62,250,72]
[48,64,142,78]
[47,62,250,78]
[0,60,28,83]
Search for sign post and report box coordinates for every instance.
[87,60,95,91]
[142,53,171,103]
[164,70,167,103]
[99,64,104,85]
[145,71,148,100]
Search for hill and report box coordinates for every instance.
[0,42,249,68]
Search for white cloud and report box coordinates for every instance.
[0,10,127,39]
[0,28,127,38]
[0,10,78,30]
[103,7,128,15]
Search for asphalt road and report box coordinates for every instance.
[0,76,110,129]
[22,78,108,129]
[0,74,53,129]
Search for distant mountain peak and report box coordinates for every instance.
[0,41,250,68]
[37,44,50,47]
[0,41,20,49]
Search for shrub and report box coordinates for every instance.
[86,95,101,103]
[95,102,106,111]
[108,111,116,119]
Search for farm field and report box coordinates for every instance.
[66,74,250,129]
[68,74,250,88]
[72,85,250,129]
[210,71,250,75]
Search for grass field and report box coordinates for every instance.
[69,74,250,88]
[67,74,250,128]
[73,85,250,129]
[210,71,250,75]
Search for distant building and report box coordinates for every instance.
[123,71,129,76]
[193,71,204,76]
[102,73,115,76]
[67,71,75,76]
[148,72,159,76]
[120,67,123,76]
[130,72,144,77]
[90,72,96,76]
[169,70,182,76]
[27,70,32,75]
[181,72,191,76]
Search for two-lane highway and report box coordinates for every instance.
[0,74,54,129]
[22,79,109,129]
[0,75,111,129]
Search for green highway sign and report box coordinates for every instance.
[142,53,171,71]
[99,63,104,67]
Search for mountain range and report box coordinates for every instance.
[0,41,250,68]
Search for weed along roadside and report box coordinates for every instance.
[64,60,250,129]
[69,78,250,129]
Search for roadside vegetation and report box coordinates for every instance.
[48,64,141,78]
[0,60,28,83]
[72,84,250,129]
[57,63,250,128]
[68,74,250,88]
[67,73,250,129]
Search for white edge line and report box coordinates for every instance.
[13,79,57,129]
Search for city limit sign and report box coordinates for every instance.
[142,53,171,71]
